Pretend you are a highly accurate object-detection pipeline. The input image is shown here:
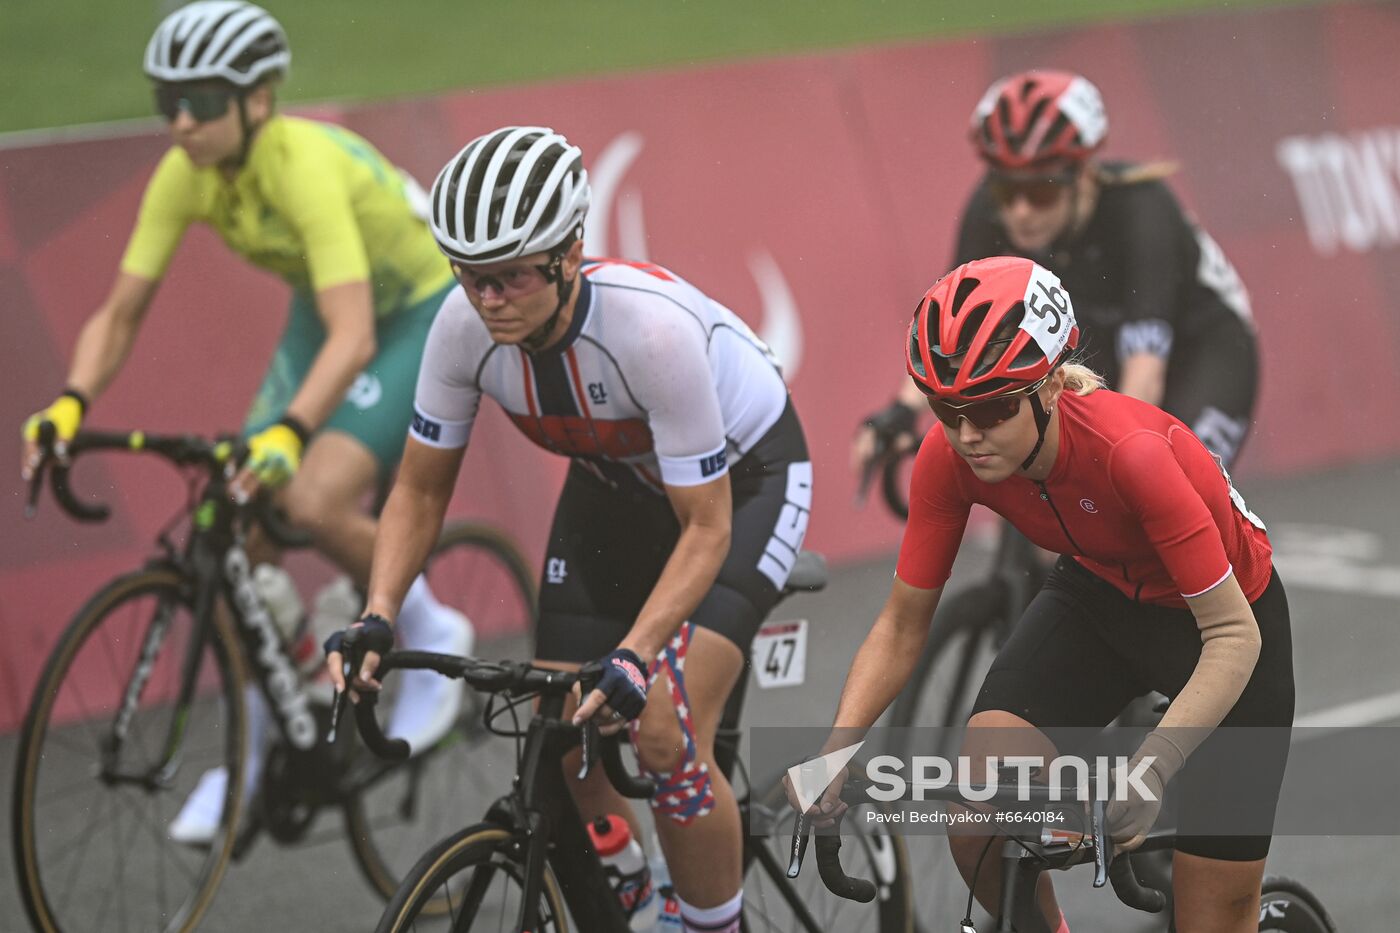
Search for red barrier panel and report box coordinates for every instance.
[3,2,1397,730]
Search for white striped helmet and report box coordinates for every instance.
[430,127,590,264]
[145,1,290,88]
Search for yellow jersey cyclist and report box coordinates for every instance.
[19,1,472,845]
[326,126,814,933]
[854,70,1258,477]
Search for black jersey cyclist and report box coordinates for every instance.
[326,126,813,933]
[854,69,1258,478]
[802,256,1292,933]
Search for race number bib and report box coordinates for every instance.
[751,619,808,689]
[1020,265,1075,363]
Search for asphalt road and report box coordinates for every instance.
[3,457,1397,931]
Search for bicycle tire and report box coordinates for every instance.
[375,823,568,933]
[1258,876,1337,932]
[12,567,247,933]
[745,779,914,932]
[344,521,538,907]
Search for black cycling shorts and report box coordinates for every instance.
[534,400,811,663]
[972,555,1295,862]
[1163,309,1258,470]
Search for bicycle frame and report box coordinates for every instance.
[476,690,636,932]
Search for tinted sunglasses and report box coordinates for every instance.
[153,84,236,123]
[454,254,561,300]
[927,376,1049,430]
[988,174,1073,209]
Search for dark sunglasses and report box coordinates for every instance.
[926,376,1049,430]
[153,84,236,123]
[988,174,1073,209]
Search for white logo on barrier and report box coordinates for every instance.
[586,133,805,379]
[1276,127,1400,255]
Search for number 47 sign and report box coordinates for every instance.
[751,619,808,689]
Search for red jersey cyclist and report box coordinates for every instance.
[326,126,814,933]
[803,257,1293,933]
[19,1,471,845]
[854,70,1258,478]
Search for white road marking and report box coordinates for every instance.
[1295,689,1400,728]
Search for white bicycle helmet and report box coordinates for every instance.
[430,126,590,264]
[145,1,290,87]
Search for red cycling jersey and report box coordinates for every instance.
[896,389,1273,607]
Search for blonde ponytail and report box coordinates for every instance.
[1061,362,1105,396]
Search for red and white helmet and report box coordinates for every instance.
[969,70,1107,175]
[907,256,1080,401]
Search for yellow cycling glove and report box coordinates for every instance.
[23,391,87,447]
[245,418,309,488]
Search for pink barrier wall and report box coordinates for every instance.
[3,2,1397,730]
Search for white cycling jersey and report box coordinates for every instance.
[412,258,789,493]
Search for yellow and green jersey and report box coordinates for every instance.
[121,115,452,316]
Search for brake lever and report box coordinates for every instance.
[577,719,598,781]
[853,434,889,508]
[786,811,810,878]
[24,422,56,518]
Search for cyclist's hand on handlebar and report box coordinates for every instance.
[20,392,85,480]
[850,400,919,476]
[325,614,395,702]
[573,648,648,735]
[783,762,849,828]
[1106,760,1168,850]
[232,420,305,501]
[1108,732,1185,850]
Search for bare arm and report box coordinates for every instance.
[828,576,943,742]
[1116,352,1168,408]
[364,437,464,622]
[619,474,733,662]
[66,272,161,398]
[283,280,377,428]
[327,437,464,694]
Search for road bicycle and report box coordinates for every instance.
[793,764,1336,933]
[352,550,919,932]
[12,428,536,932]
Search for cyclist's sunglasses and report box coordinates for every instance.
[926,376,1049,430]
[153,84,236,123]
[454,254,562,300]
[988,173,1074,209]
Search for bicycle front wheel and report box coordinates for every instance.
[345,522,536,906]
[376,824,568,933]
[1258,876,1337,932]
[12,567,246,933]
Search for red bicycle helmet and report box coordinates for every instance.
[907,256,1079,402]
[969,70,1108,175]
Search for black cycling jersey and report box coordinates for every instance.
[956,163,1259,465]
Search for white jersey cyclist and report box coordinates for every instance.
[342,125,816,933]
[411,257,789,494]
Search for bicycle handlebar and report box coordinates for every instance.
[349,650,655,799]
[789,770,1166,917]
[26,428,308,547]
